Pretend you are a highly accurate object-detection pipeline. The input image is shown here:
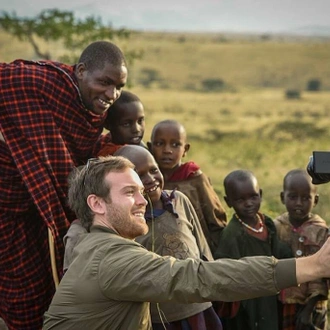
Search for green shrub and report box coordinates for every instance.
[306,79,321,91]
[138,68,162,88]
[201,78,225,92]
[285,89,301,99]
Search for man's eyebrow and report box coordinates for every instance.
[120,184,144,192]
[120,184,136,190]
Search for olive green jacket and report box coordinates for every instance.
[43,226,297,330]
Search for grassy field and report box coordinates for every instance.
[1,27,330,329]
[1,29,330,221]
[135,87,330,221]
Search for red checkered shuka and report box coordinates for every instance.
[0,60,111,329]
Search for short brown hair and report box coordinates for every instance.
[68,156,134,230]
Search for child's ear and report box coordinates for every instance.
[147,141,152,151]
[280,192,285,204]
[182,143,190,158]
[314,194,319,206]
[259,189,263,199]
[224,196,232,208]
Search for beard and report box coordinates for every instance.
[105,202,148,240]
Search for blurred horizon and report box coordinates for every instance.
[1,0,330,36]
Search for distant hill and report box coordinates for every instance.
[286,25,330,37]
[1,28,330,91]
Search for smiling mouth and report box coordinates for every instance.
[134,214,146,224]
[98,98,112,109]
[145,184,159,193]
[133,210,146,218]
[130,136,142,144]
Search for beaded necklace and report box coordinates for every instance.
[235,213,264,233]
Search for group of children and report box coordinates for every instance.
[63,90,330,330]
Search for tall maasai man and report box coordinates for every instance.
[0,40,128,330]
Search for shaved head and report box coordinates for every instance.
[114,145,150,162]
[150,119,187,142]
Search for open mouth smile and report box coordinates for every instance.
[98,98,112,109]
[145,184,159,193]
[130,137,142,144]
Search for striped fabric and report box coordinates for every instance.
[0,60,111,329]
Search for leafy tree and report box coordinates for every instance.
[285,89,301,99]
[138,68,162,88]
[201,78,225,92]
[0,9,142,65]
[306,78,321,92]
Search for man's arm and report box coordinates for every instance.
[99,241,295,303]
[99,236,330,304]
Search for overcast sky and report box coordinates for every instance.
[1,0,329,34]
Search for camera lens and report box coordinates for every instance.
[307,155,330,184]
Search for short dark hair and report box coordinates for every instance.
[224,169,255,195]
[68,156,134,230]
[150,119,186,141]
[283,169,312,190]
[78,41,127,71]
[104,90,142,130]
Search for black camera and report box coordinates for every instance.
[307,151,330,184]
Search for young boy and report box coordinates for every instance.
[148,119,227,255]
[97,90,146,156]
[114,145,222,330]
[274,169,329,330]
[214,169,291,330]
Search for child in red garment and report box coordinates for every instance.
[63,91,146,272]
[148,119,227,254]
[97,90,147,156]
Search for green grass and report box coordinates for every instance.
[1,29,330,222]
[2,26,330,329]
[132,87,330,221]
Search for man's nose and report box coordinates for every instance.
[137,191,148,205]
[105,86,117,100]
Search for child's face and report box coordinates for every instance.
[281,174,318,223]
[225,178,262,221]
[149,124,189,171]
[109,101,145,145]
[133,151,164,204]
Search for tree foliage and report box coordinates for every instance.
[306,78,321,92]
[201,78,225,92]
[0,9,142,64]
